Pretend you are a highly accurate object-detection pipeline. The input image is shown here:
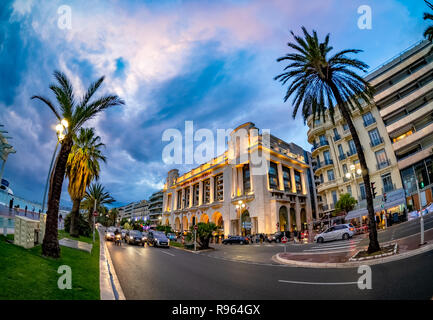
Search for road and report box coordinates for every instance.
[107,240,433,299]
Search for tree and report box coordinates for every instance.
[108,208,119,226]
[423,1,433,42]
[32,71,124,258]
[66,128,106,237]
[186,222,217,249]
[274,27,380,253]
[335,193,357,214]
[81,183,115,228]
[156,224,173,234]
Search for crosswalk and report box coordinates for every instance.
[302,238,362,254]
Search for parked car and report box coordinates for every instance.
[142,231,149,242]
[314,224,355,243]
[126,230,145,246]
[167,233,177,241]
[222,236,249,245]
[267,231,290,243]
[147,230,170,248]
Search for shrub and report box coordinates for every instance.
[186,222,217,249]
[64,213,92,237]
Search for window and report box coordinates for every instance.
[368,128,382,146]
[177,190,182,209]
[320,174,324,184]
[327,169,335,181]
[343,123,349,131]
[375,149,389,169]
[401,166,416,194]
[282,166,292,192]
[294,171,302,193]
[202,179,210,204]
[347,185,352,195]
[332,191,337,205]
[359,183,366,200]
[338,144,344,157]
[333,128,340,140]
[362,112,375,126]
[243,164,251,193]
[214,174,224,201]
[415,161,429,190]
[392,130,413,143]
[382,173,394,193]
[348,140,356,154]
[166,194,172,211]
[184,187,190,207]
[193,183,199,206]
[319,134,327,145]
[268,162,279,190]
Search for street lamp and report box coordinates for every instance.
[235,200,246,236]
[42,119,68,213]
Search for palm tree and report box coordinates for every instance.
[81,183,115,226]
[32,71,124,258]
[66,128,106,237]
[274,27,380,253]
[423,1,433,41]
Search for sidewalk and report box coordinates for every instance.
[276,228,433,267]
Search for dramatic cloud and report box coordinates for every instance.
[0,0,427,207]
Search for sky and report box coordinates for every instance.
[0,0,429,208]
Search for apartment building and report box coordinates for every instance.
[365,40,433,210]
[117,199,149,221]
[162,122,313,237]
[148,191,163,224]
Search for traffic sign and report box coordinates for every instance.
[93,211,98,217]
[281,236,288,244]
[194,225,198,230]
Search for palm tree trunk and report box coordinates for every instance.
[69,198,81,237]
[329,82,381,253]
[42,137,73,258]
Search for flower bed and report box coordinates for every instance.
[349,243,398,261]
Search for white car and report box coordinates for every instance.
[314,224,355,243]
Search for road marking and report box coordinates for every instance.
[278,280,358,285]
[158,250,175,256]
[305,245,358,252]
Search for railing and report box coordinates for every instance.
[363,117,376,127]
[376,159,391,170]
[339,154,346,161]
[370,136,384,147]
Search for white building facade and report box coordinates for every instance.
[162,122,313,237]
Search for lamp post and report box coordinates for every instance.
[415,176,426,246]
[42,119,68,213]
[345,164,362,226]
[235,200,246,236]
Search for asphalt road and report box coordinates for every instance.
[107,240,433,300]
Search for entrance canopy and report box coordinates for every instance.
[345,188,406,221]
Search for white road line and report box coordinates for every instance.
[306,245,358,251]
[279,280,358,285]
[158,250,175,256]
[311,242,360,249]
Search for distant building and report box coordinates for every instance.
[148,191,163,225]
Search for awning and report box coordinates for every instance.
[345,188,406,221]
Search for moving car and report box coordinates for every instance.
[314,224,355,243]
[147,230,170,248]
[222,236,249,245]
[126,230,145,246]
[105,230,115,241]
[167,233,177,241]
[267,231,290,243]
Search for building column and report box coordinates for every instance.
[181,188,185,209]
[295,198,301,231]
[249,163,254,193]
[238,167,244,196]
[290,167,296,193]
[173,189,178,210]
[198,181,203,206]
[189,185,193,207]
[301,170,307,195]
[277,163,284,191]
[210,176,215,203]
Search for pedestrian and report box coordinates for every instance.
[25,205,28,215]
[293,229,298,243]
[59,214,63,229]
[9,198,13,209]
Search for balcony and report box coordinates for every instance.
[338,153,346,161]
[363,117,376,127]
[376,159,391,170]
[311,140,330,154]
[370,136,384,148]
[392,121,433,152]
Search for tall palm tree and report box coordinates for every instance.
[66,128,106,237]
[423,1,433,41]
[32,71,124,258]
[274,27,380,253]
[81,182,115,226]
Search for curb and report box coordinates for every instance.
[274,242,433,268]
[98,228,126,300]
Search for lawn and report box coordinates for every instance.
[0,232,100,300]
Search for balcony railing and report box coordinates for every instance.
[339,154,346,161]
[324,158,333,166]
[311,140,329,152]
[376,159,391,170]
[370,136,384,147]
[363,117,376,127]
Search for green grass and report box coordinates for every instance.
[0,233,100,300]
[169,241,184,248]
